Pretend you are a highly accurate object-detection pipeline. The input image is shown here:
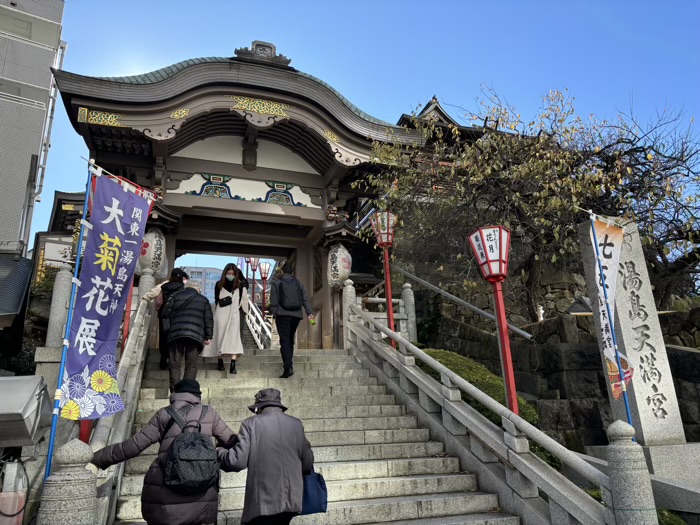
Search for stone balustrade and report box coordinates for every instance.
[342,279,659,525]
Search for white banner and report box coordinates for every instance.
[590,217,633,399]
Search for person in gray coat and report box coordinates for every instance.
[91,379,237,525]
[217,388,314,525]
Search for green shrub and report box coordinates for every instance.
[419,348,539,426]
[657,509,688,525]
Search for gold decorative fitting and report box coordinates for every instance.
[324,130,340,144]
[77,107,88,123]
[170,108,190,120]
[230,96,291,117]
[87,110,124,127]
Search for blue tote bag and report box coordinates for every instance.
[301,471,328,515]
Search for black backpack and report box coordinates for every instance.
[161,405,219,494]
[279,277,303,310]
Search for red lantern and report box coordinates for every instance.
[468,225,518,415]
[468,225,510,282]
[370,211,398,347]
[250,258,259,305]
[369,211,398,248]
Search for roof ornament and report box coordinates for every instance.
[234,41,292,67]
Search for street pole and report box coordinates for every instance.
[383,247,396,348]
[491,278,518,415]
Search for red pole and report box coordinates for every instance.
[383,247,396,348]
[492,279,518,415]
[122,281,135,355]
[79,420,91,443]
[252,270,256,306]
[262,278,267,317]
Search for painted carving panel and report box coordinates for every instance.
[174,173,321,208]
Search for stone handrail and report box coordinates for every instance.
[344,278,659,524]
[90,300,153,525]
[246,300,271,350]
[395,267,533,340]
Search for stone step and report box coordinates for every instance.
[138,384,388,400]
[116,511,517,525]
[148,354,355,364]
[146,361,362,373]
[121,456,462,495]
[116,475,481,521]
[364,515,520,525]
[134,428,432,457]
[134,404,406,425]
[133,414,418,435]
[143,367,369,380]
[253,348,348,356]
[136,394,397,413]
[124,441,443,475]
[140,375,379,390]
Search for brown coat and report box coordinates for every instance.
[92,393,236,525]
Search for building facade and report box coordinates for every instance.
[0,0,63,351]
[182,266,222,303]
[51,40,477,348]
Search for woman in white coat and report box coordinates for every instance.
[202,263,249,375]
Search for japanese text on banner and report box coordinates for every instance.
[590,219,634,399]
[60,176,150,420]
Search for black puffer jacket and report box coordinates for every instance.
[162,288,214,348]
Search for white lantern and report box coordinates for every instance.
[327,243,352,286]
[135,227,166,276]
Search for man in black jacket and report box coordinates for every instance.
[162,284,214,392]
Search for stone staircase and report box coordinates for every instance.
[114,328,519,524]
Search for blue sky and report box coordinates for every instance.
[32,0,700,270]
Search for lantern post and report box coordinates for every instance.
[370,211,398,348]
[250,257,259,306]
[245,256,251,288]
[469,226,519,415]
[237,257,245,280]
[259,262,271,317]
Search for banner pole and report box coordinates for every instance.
[44,166,94,479]
[589,215,634,429]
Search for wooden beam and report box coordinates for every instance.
[167,157,324,188]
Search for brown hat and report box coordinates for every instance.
[248,388,287,413]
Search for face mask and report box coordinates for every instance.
[226,275,235,282]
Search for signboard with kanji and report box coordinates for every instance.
[59,176,151,420]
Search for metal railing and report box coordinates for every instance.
[90,300,153,525]
[347,302,612,524]
[396,268,533,340]
[246,301,272,350]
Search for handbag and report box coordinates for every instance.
[301,470,327,515]
[219,295,233,307]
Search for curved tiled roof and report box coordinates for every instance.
[96,57,392,126]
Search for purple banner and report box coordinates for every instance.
[60,176,151,420]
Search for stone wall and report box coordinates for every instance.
[425,306,700,450]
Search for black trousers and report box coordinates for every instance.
[246,513,296,525]
[168,339,199,391]
[158,319,169,363]
[275,315,301,371]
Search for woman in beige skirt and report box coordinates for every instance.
[201,263,249,374]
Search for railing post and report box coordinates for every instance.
[501,416,540,502]
[401,283,418,343]
[137,268,156,302]
[342,280,356,349]
[46,262,73,347]
[606,420,658,525]
[37,439,96,525]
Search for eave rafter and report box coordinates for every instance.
[70,87,376,173]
